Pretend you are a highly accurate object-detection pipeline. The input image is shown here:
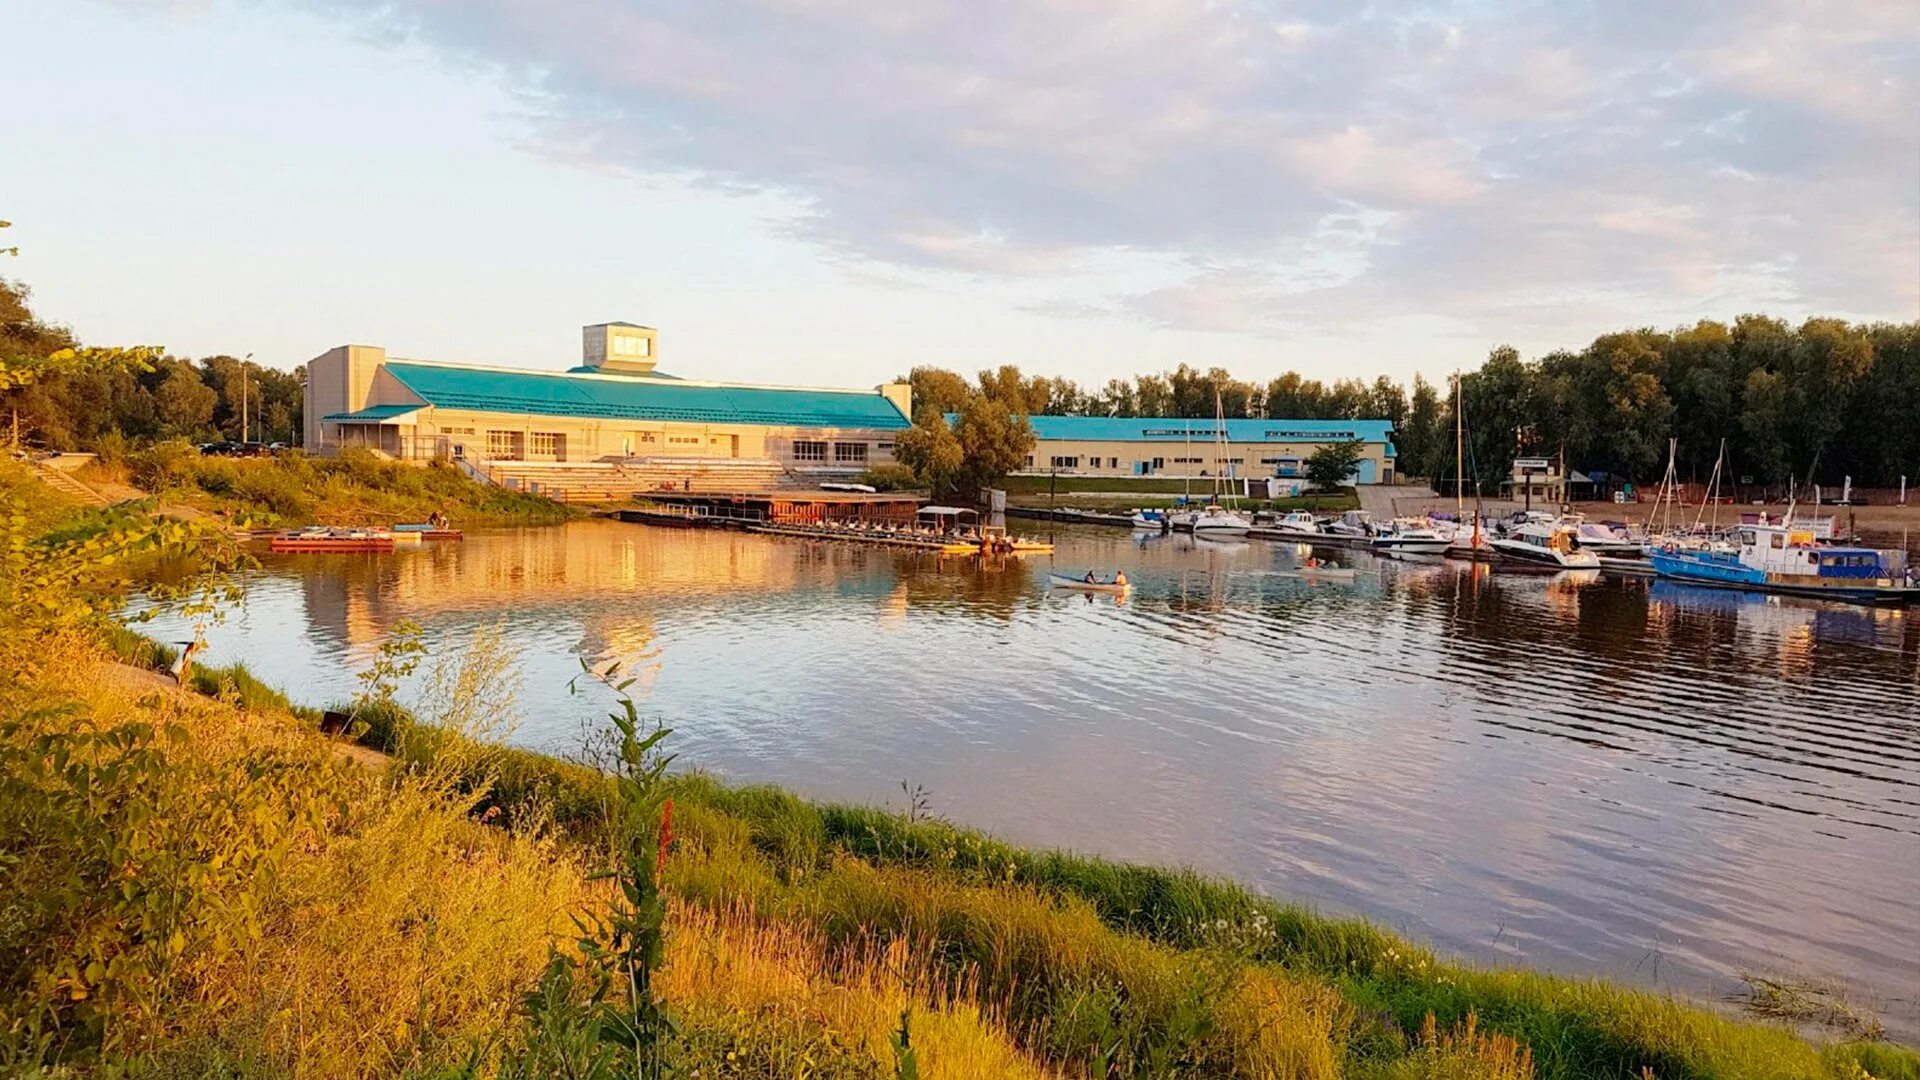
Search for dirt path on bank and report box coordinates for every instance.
[96,659,391,770]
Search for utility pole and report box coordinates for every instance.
[240,353,252,443]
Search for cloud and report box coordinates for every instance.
[301,0,1919,340]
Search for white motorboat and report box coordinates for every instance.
[1491,523,1602,569]
[1130,508,1170,531]
[1268,509,1324,537]
[1371,524,1454,556]
[1326,510,1376,538]
[1567,518,1647,556]
[1177,506,1252,536]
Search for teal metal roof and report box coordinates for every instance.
[1023,415,1394,446]
[383,362,909,429]
[321,403,422,422]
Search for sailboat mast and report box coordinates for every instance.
[1454,372,1464,517]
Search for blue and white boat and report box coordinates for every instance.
[1648,523,1918,605]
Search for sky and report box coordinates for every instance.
[3,0,1916,389]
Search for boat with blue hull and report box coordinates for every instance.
[1648,523,1919,606]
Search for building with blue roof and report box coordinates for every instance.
[1020,414,1397,485]
[304,322,914,475]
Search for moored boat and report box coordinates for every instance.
[1370,520,1454,556]
[1130,508,1170,531]
[394,522,465,541]
[1648,524,1918,605]
[269,527,397,553]
[1490,523,1601,569]
[1268,510,1324,537]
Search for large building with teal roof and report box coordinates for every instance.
[1020,415,1397,485]
[304,322,915,477]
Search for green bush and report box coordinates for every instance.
[857,463,921,492]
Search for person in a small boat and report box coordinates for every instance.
[1113,570,1128,587]
[1084,570,1097,583]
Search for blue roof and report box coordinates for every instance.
[381,362,909,429]
[1024,415,1394,445]
[321,403,422,422]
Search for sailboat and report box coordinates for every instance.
[1176,391,1251,537]
[1444,371,1494,560]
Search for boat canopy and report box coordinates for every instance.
[916,505,978,518]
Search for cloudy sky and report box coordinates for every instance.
[4,0,1915,386]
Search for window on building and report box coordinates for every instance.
[875,442,896,454]
[442,426,475,436]
[612,334,651,357]
[1025,455,1035,468]
[834,442,868,464]
[485,430,522,460]
[1050,455,1079,468]
[1151,457,1164,469]
[529,432,565,458]
[633,431,658,444]
[668,435,701,445]
[794,440,828,462]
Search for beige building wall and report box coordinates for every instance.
[303,345,386,450]
[1023,437,1394,483]
[324,404,903,471]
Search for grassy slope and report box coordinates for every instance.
[5,470,1914,1079]
[83,442,576,528]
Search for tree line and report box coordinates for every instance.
[905,315,1920,489]
[2,278,304,449]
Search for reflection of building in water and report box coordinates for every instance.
[577,617,664,697]
[291,524,820,649]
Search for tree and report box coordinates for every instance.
[894,390,1035,500]
[1305,439,1365,491]
[903,366,972,421]
[893,412,966,495]
[151,360,218,439]
[1401,374,1442,481]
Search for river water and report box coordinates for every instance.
[143,519,1920,1036]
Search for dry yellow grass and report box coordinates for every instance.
[662,900,1056,1080]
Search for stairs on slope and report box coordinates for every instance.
[34,462,112,508]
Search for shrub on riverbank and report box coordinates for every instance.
[116,440,575,526]
[4,470,1916,1079]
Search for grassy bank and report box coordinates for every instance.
[4,468,1914,1079]
[82,439,577,527]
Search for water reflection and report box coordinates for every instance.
[147,520,1920,1039]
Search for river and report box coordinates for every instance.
[141,519,1920,1037]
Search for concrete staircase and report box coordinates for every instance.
[33,460,112,508]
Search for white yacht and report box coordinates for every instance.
[1176,505,1252,537]
[1491,522,1602,569]
[1566,517,1647,556]
[1326,510,1376,538]
[1269,509,1324,536]
[1370,521,1455,556]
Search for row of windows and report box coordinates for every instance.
[793,441,874,463]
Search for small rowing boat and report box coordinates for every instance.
[393,523,464,541]
[1048,573,1132,594]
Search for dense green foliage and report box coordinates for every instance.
[2,278,303,449]
[905,316,1920,487]
[125,440,574,526]
[895,365,1038,499]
